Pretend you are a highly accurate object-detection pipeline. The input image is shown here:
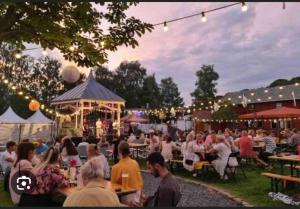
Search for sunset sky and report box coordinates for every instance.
[27,2,300,105]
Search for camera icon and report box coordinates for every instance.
[11,170,36,195]
[16,176,32,191]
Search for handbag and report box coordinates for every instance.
[185,159,193,165]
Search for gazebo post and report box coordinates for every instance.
[75,102,78,129]
[80,100,84,132]
[117,104,121,136]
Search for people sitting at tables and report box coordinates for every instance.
[160,135,180,161]
[254,130,277,164]
[206,135,237,180]
[127,133,136,143]
[1,141,16,192]
[234,130,269,167]
[61,138,82,167]
[87,144,110,180]
[254,129,264,141]
[19,147,70,206]
[133,152,181,207]
[137,132,146,144]
[63,157,124,207]
[34,138,49,156]
[9,142,35,205]
[248,129,256,140]
[145,130,160,153]
[111,141,143,205]
[54,137,62,150]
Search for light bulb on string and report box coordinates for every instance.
[241,2,248,12]
[69,46,75,52]
[201,12,207,22]
[15,52,22,59]
[163,22,168,32]
[25,96,30,100]
[42,50,48,56]
[100,41,105,48]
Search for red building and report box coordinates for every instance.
[194,83,300,132]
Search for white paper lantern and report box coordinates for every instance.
[61,66,80,83]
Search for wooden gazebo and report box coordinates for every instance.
[51,71,125,136]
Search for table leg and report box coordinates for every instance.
[280,162,284,175]
[290,161,294,177]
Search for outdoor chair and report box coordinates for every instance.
[223,152,246,180]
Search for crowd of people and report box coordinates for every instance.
[0,135,182,207]
[0,126,299,206]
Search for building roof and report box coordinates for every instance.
[51,72,125,103]
[0,107,28,124]
[221,83,300,105]
[239,106,300,119]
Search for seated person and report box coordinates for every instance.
[63,157,124,207]
[235,130,269,167]
[35,139,49,156]
[290,128,300,147]
[127,133,136,143]
[77,138,89,159]
[160,135,180,161]
[87,144,110,179]
[254,130,276,164]
[61,138,82,167]
[19,147,69,206]
[97,137,110,157]
[145,130,160,153]
[111,141,143,205]
[206,135,237,179]
[9,142,35,205]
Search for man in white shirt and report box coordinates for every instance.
[1,141,16,172]
[78,138,89,159]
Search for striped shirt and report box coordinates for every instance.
[262,137,277,153]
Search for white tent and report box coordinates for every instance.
[0,107,28,124]
[0,107,56,143]
[27,110,54,124]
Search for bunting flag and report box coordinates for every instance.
[292,90,296,106]
[242,94,248,108]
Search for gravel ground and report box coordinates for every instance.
[142,172,244,207]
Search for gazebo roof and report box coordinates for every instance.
[239,106,300,119]
[52,72,124,103]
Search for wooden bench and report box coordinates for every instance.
[262,172,300,192]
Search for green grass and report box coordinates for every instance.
[0,180,13,207]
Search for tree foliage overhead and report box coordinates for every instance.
[0,2,153,67]
[191,64,219,102]
[0,44,67,116]
[141,74,161,109]
[160,77,184,108]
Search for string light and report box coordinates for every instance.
[14,53,22,59]
[42,50,48,56]
[25,96,30,100]
[69,46,75,51]
[201,12,207,22]
[241,2,248,12]
[163,22,168,32]
[100,41,105,47]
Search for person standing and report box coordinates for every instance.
[87,144,110,180]
[111,141,143,205]
[96,118,103,138]
[133,152,181,207]
[2,141,16,192]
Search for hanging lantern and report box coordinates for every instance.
[61,65,80,83]
[29,100,40,111]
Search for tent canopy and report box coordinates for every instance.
[239,107,300,119]
[0,107,28,124]
[26,109,54,124]
[121,114,148,123]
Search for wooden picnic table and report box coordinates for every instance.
[128,143,148,159]
[269,154,300,176]
[56,180,137,197]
